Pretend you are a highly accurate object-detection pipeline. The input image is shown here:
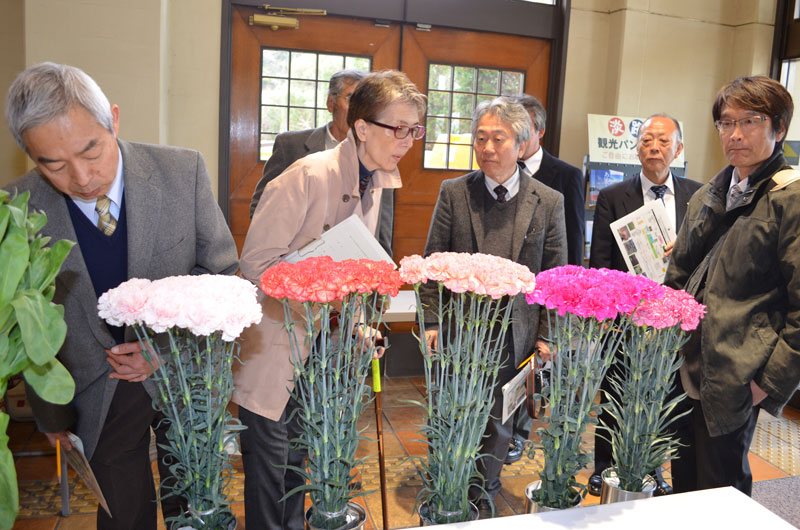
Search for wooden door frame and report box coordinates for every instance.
[218,0,572,218]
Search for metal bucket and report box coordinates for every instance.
[304,502,367,530]
[524,480,582,513]
[599,467,656,504]
[418,500,479,526]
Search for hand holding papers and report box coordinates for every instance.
[284,215,395,266]
[609,200,675,284]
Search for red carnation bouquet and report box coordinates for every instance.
[259,256,402,530]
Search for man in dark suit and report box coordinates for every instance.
[422,97,567,518]
[507,94,586,463]
[5,62,238,529]
[587,114,702,496]
[248,70,395,255]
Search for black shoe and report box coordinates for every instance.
[588,473,603,496]
[504,438,524,465]
[476,499,494,520]
[654,478,673,496]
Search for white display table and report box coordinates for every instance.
[416,487,794,529]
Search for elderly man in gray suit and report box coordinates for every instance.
[422,97,567,518]
[249,69,395,255]
[4,62,238,530]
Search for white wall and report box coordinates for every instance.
[559,0,777,182]
[1,0,222,196]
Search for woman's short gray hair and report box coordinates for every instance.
[5,62,114,153]
[471,97,531,146]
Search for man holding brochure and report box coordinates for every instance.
[588,114,702,495]
[234,70,426,530]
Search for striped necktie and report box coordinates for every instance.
[95,195,117,236]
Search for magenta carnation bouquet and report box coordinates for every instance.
[400,252,536,524]
[524,265,666,510]
[260,256,402,530]
[602,285,706,496]
[97,275,262,529]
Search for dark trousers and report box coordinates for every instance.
[475,352,517,500]
[90,380,184,530]
[669,383,760,495]
[592,352,623,475]
[239,398,306,530]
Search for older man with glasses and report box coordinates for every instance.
[665,75,800,495]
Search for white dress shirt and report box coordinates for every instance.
[640,171,677,235]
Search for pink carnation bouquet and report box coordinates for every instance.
[399,252,536,523]
[96,274,261,529]
[604,284,706,494]
[259,256,403,529]
[523,265,669,509]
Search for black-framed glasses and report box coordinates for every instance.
[714,115,772,135]
[367,119,426,140]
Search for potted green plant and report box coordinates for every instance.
[599,286,704,503]
[0,190,75,529]
[259,256,401,530]
[98,274,263,529]
[400,252,537,525]
[524,265,663,511]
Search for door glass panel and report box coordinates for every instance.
[260,48,372,160]
[425,63,525,169]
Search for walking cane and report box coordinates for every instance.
[372,356,390,529]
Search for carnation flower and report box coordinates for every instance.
[260,256,403,303]
[398,252,536,299]
[97,275,263,341]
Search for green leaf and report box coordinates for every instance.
[0,224,29,308]
[22,358,74,404]
[0,412,19,529]
[26,211,46,237]
[32,239,74,293]
[0,206,10,246]
[7,191,29,226]
[11,291,67,365]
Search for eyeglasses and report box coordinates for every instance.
[367,119,426,140]
[714,115,771,135]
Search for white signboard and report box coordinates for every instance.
[587,114,686,167]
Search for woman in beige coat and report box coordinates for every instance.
[234,70,426,530]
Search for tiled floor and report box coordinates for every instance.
[9,377,800,529]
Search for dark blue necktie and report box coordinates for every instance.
[494,185,508,203]
[650,185,668,202]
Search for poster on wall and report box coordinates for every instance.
[587,114,686,168]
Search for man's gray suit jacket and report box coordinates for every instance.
[5,140,239,460]
[421,170,568,366]
[249,124,395,255]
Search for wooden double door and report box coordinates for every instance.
[227,4,552,260]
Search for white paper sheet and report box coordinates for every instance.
[283,214,395,266]
[609,200,675,284]
[501,363,532,424]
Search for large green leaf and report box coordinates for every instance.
[7,191,29,226]
[0,224,29,308]
[0,206,10,246]
[25,211,46,237]
[22,358,74,404]
[0,412,19,529]
[1,332,29,381]
[11,291,67,366]
[29,239,74,293]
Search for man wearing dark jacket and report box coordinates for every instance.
[665,76,800,495]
